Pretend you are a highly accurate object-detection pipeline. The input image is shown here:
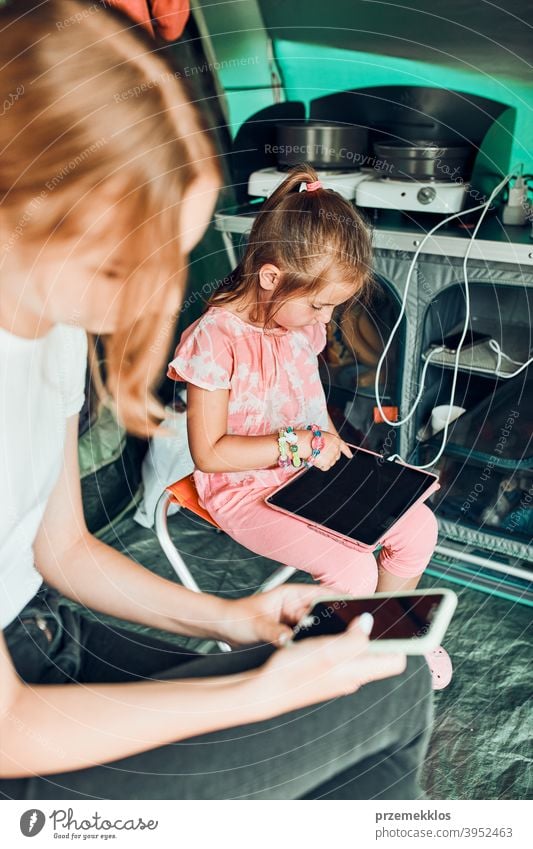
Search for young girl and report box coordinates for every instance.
[169,166,452,688]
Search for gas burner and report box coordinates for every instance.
[355,176,468,214]
[248,167,371,202]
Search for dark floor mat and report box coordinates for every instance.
[418,577,532,800]
[95,506,532,800]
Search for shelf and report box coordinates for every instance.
[427,551,533,607]
[422,342,522,377]
[215,205,533,267]
[437,517,533,563]
[417,369,532,469]
[422,322,532,378]
[370,210,533,267]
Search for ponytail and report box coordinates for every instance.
[259,164,322,213]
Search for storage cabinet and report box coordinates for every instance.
[215,206,533,579]
[371,246,533,569]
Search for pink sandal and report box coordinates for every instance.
[425,645,453,690]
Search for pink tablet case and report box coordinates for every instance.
[265,443,440,551]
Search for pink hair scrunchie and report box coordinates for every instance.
[305,180,323,191]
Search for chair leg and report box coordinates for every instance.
[155,492,201,593]
[256,565,297,594]
[154,491,231,652]
[155,491,298,646]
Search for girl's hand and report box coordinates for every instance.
[312,431,353,471]
[216,584,327,647]
[254,615,407,714]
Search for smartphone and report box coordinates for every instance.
[434,328,492,354]
[291,589,457,654]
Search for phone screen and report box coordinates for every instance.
[292,594,445,642]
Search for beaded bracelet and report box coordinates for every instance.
[277,426,302,468]
[303,423,325,468]
[277,425,324,469]
[277,429,290,467]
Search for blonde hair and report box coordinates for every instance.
[0,0,220,436]
[211,164,374,329]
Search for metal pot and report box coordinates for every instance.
[275,121,369,171]
[372,140,473,182]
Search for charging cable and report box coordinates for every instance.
[374,170,521,468]
[488,339,533,379]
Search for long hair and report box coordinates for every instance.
[211,164,374,331]
[0,0,220,436]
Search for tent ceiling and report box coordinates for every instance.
[255,0,533,83]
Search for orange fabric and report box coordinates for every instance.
[167,476,220,528]
[104,0,190,41]
[373,405,399,424]
[151,0,190,40]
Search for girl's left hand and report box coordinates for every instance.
[216,584,326,647]
[313,432,353,471]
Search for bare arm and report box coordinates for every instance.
[187,385,352,473]
[0,630,261,777]
[33,416,231,641]
[186,384,313,473]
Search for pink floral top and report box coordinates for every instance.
[167,306,328,511]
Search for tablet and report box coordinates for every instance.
[265,445,439,549]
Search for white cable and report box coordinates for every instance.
[373,170,516,469]
[379,344,445,427]
[488,339,533,378]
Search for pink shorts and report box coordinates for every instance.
[205,485,438,595]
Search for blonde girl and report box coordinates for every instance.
[169,167,451,688]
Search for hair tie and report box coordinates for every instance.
[305,180,322,192]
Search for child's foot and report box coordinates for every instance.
[424,645,453,690]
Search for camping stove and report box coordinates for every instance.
[355,176,468,214]
[249,167,468,214]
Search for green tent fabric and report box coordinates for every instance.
[79,405,145,536]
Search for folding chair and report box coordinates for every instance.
[154,475,296,650]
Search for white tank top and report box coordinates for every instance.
[0,323,87,627]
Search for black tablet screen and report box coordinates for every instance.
[266,450,436,546]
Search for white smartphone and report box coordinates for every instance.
[291,589,457,654]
